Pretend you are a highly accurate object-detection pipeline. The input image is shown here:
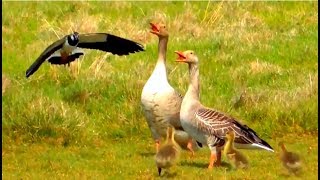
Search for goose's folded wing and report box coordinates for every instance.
[195,108,259,144]
[77,33,144,56]
[26,36,66,78]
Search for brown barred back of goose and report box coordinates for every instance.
[175,50,273,169]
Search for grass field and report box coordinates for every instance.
[2,1,318,179]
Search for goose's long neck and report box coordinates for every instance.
[150,36,168,81]
[185,63,200,101]
[156,36,168,65]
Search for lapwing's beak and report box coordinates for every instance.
[73,32,79,39]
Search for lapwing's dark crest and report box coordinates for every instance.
[26,32,144,78]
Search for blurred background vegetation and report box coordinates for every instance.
[2,1,318,179]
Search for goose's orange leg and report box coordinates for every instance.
[208,152,217,169]
[215,150,222,166]
[208,147,222,169]
[187,139,195,157]
[155,139,160,153]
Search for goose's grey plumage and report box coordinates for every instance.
[141,23,200,153]
[26,32,144,78]
[175,50,273,169]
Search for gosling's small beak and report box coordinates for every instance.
[158,167,162,176]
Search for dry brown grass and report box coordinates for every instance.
[236,71,318,109]
[172,7,203,39]
[230,59,284,83]
[2,74,11,94]
[200,1,225,27]
[29,96,88,127]
[249,59,283,75]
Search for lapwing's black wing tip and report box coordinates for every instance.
[25,36,66,78]
[26,71,32,78]
[25,62,43,78]
[136,42,145,51]
[77,33,145,56]
[25,59,46,78]
[109,37,145,56]
[25,60,42,78]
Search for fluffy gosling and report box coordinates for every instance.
[155,126,181,176]
[278,141,301,175]
[224,130,249,169]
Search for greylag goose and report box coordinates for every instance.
[278,141,301,175]
[174,50,274,169]
[26,32,144,78]
[155,126,181,176]
[141,23,200,154]
[224,130,249,169]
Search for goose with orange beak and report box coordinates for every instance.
[174,50,273,169]
[175,51,187,62]
[150,22,161,35]
[141,23,201,155]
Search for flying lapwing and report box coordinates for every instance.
[25,32,144,78]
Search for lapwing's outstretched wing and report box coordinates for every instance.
[77,33,144,56]
[26,36,67,78]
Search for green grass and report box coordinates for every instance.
[2,1,318,179]
[2,135,318,179]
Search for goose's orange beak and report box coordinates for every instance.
[175,51,186,62]
[150,22,160,35]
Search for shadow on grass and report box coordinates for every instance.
[138,151,155,157]
[278,171,302,178]
[278,172,291,178]
[159,171,178,179]
[180,161,233,170]
[180,161,207,169]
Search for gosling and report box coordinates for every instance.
[278,141,301,175]
[155,126,181,176]
[224,130,249,169]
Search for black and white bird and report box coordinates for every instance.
[25,32,144,78]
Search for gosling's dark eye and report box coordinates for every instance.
[163,26,166,28]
